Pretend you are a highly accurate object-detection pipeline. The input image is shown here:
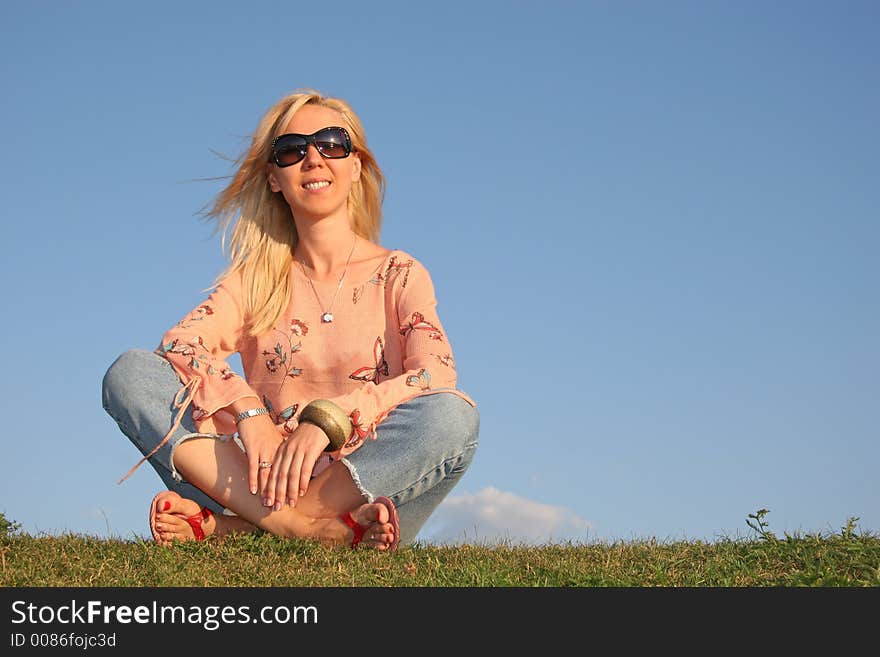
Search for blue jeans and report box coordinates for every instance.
[102,349,479,545]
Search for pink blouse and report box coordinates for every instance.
[120,249,475,482]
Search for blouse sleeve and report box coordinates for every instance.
[326,257,469,456]
[155,269,258,432]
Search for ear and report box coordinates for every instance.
[266,163,281,192]
[350,152,362,183]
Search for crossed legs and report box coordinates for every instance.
[153,435,396,549]
[103,349,479,549]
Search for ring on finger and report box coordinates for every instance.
[259,461,272,469]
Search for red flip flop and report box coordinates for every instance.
[339,496,400,551]
[149,491,213,542]
[340,511,368,548]
[148,491,165,542]
[184,507,213,541]
[374,496,400,552]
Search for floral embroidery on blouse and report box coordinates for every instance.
[434,353,455,369]
[262,319,308,393]
[172,304,215,329]
[156,305,221,371]
[348,336,389,384]
[157,336,237,379]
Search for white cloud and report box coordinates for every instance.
[416,487,592,546]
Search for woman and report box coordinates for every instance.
[102,89,479,551]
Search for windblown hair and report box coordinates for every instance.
[207,89,385,336]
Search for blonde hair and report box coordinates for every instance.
[207,89,385,336]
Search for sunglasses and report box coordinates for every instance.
[270,126,353,167]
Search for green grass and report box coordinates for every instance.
[2,511,878,587]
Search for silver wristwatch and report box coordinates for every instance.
[234,407,269,425]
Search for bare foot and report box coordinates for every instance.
[149,491,214,545]
[337,498,400,551]
[147,490,400,551]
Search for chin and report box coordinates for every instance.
[292,199,347,221]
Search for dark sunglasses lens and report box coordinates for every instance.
[314,128,350,158]
[274,136,307,166]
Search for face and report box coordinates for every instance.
[267,104,362,222]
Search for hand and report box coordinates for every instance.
[236,416,284,496]
[263,421,330,510]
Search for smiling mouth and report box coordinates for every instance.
[303,181,331,190]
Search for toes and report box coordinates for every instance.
[362,526,394,550]
[158,526,190,544]
[373,502,390,525]
[151,491,182,514]
[351,501,389,528]
[155,512,186,525]
[150,491,182,539]
[149,491,207,543]
[155,514,198,542]
[158,491,199,516]
[344,502,398,551]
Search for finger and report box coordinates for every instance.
[247,453,259,496]
[258,454,273,497]
[263,450,281,507]
[268,447,294,509]
[298,452,316,501]
[285,451,306,508]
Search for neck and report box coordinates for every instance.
[293,214,357,277]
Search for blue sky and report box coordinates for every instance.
[1,1,877,545]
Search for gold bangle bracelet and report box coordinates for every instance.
[298,400,352,452]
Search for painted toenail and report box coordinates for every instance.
[163,501,170,511]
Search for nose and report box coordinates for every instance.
[301,143,324,168]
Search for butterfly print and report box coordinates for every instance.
[435,353,455,368]
[159,336,205,357]
[346,409,371,447]
[349,336,390,384]
[352,254,415,304]
[406,368,431,390]
[158,337,208,369]
[157,336,238,379]
[264,396,300,435]
[383,256,413,288]
[400,312,444,341]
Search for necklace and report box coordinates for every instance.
[297,235,358,324]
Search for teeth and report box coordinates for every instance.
[303,181,330,190]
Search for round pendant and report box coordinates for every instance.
[321,312,334,323]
